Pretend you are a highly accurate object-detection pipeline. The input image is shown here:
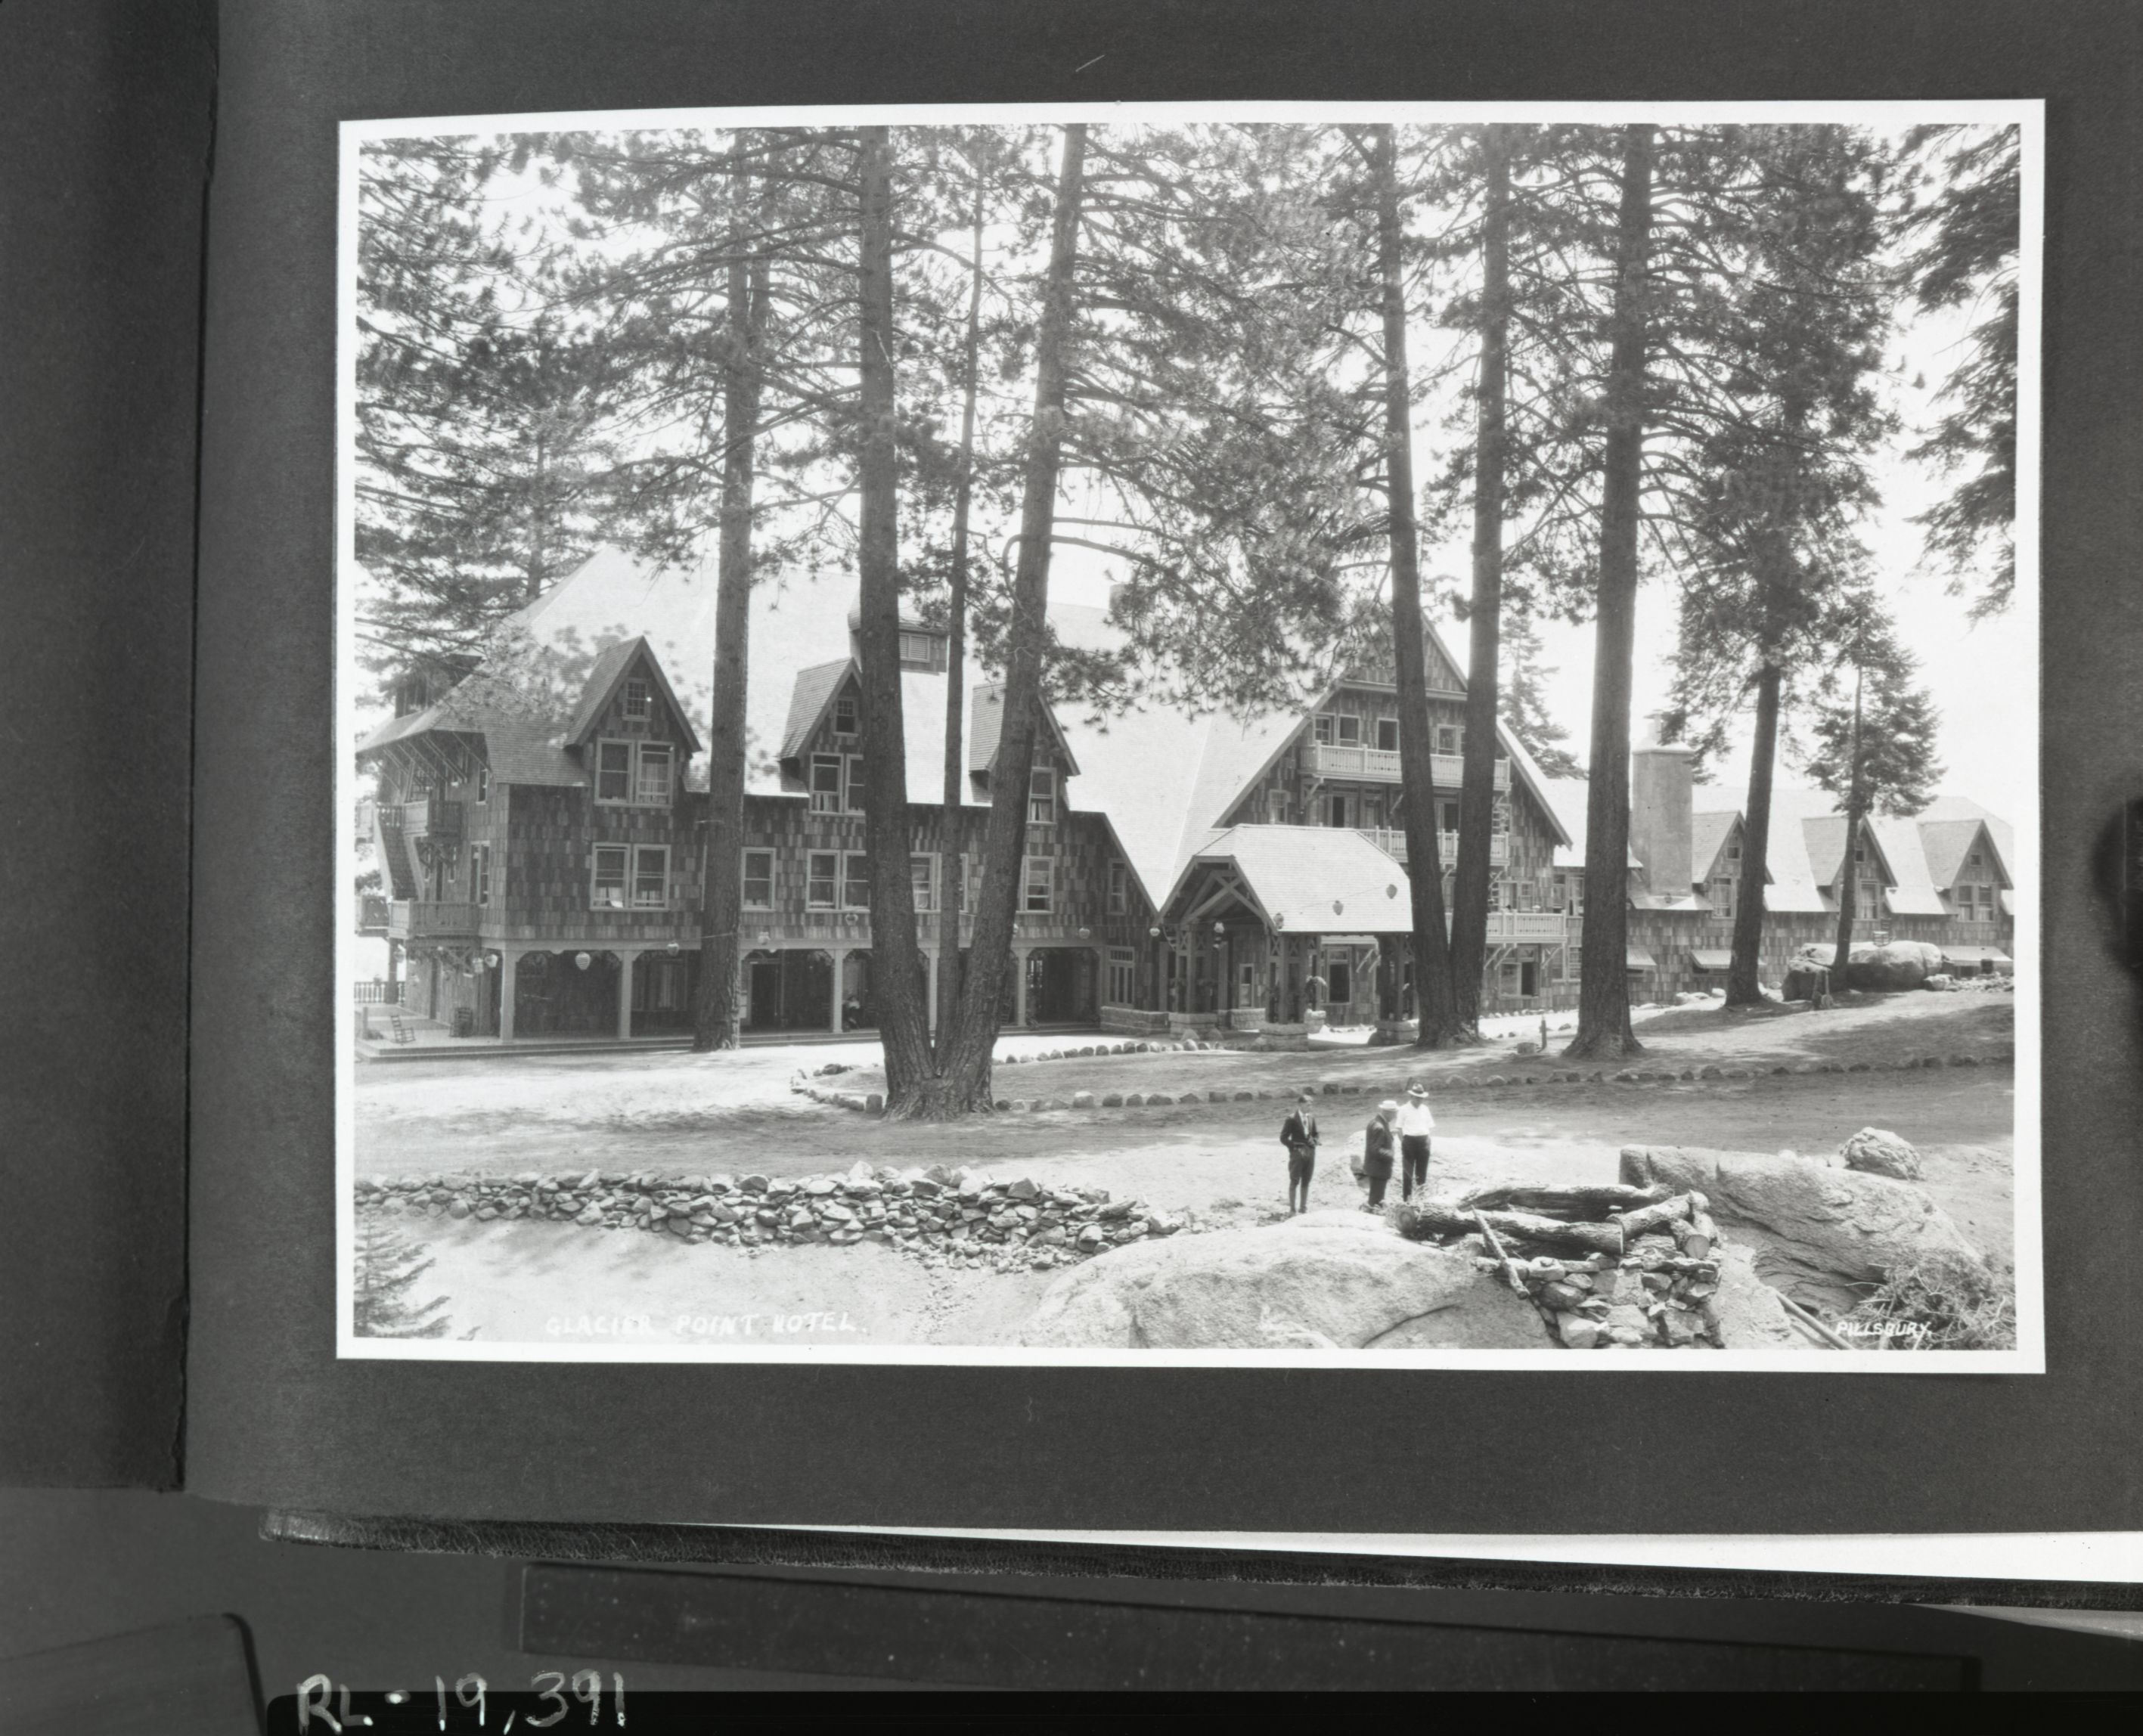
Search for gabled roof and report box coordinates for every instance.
[1802,814,1902,891]
[967,684,1081,781]
[1692,810,1740,883]
[780,659,853,762]
[1918,817,2012,890]
[1869,814,1949,915]
[1164,825,1416,936]
[563,636,702,754]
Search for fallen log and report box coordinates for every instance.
[1779,1292,1856,1351]
[1472,1210,1528,1296]
[1672,1209,1719,1260]
[1612,1193,1698,1240]
[1410,1201,1622,1257]
[1457,1181,1670,1220]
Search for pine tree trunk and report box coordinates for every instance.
[852,127,935,1111]
[1450,124,1511,1034]
[1567,124,1654,1063]
[1372,126,1461,1049]
[935,141,988,1065]
[1831,660,1866,978]
[932,124,1087,1115]
[692,145,768,1052]
[1728,657,1781,1007]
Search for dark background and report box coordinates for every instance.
[6,0,2139,1541]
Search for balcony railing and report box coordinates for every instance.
[387,900,482,941]
[356,893,391,935]
[1304,743,1509,789]
[1359,829,1507,868]
[1484,910,1575,944]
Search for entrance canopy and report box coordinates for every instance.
[1159,825,1416,936]
[1689,948,1733,972]
[1625,945,1658,972]
[1941,945,2012,966]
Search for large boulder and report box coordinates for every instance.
[1620,1144,1983,1312]
[1838,1126,1924,1181]
[1705,1242,1812,1350]
[1844,940,1944,993]
[1016,1221,1545,1350]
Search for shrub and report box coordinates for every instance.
[1844,1250,2016,1351]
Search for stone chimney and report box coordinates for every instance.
[1629,716,1695,898]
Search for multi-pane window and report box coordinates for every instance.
[845,753,867,814]
[1106,948,1137,1006]
[1726,842,1741,862]
[1028,766,1056,825]
[806,851,839,909]
[470,842,492,905]
[809,754,843,814]
[592,845,628,909]
[742,849,774,910]
[1326,792,1351,828]
[1334,715,1362,746]
[909,854,936,913]
[1712,877,1735,919]
[1107,859,1128,914]
[623,677,650,720]
[1266,788,1289,824]
[635,742,672,806]
[898,631,944,670]
[597,739,671,806]
[833,693,858,735]
[1022,856,1052,913]
[475,764,489,804]
[1375,717,1399,752]
[1313,715,1334,745]
[631,846,668,909]
[1435,724,1462,755]
[842,852,872,910]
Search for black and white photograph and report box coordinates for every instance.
[337,101,2040,1366]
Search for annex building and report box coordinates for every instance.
[356,547,2014,1043]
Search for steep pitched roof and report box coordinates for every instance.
[1165,825,1416,936]
[780,659,853,762]
[561,635,703,754]
[1918,817,2011,890]
[1691,810,1740,882]
[1869,814,1949,915]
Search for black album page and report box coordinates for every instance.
[185,0,2142,1543]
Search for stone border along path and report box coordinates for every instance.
[357,1161,1196,1276]
[792,1041,2018,1116]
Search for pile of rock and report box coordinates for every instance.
[1397,1183,1740,1350]
[356,1162,1186,1275]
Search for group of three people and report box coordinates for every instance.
[1276,1083,1434,1214]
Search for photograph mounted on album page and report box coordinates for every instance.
[336,98,2041,1371]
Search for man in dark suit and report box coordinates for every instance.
[1278,1090,1320,1214]
[1361,1099,1398,1210]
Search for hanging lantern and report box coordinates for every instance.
[486,952,501,969]
[1076,926,1091,941]
[1332,899,1344,916]
[1273,913,1285,931]
[666,941,681,956]
[1387,883,1399,899]
[1149,925,1162,940]
[575,951,592,971]
[1212,920,1226,939]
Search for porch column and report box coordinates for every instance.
[616,950,638,1040]
[498,950,518,1042]
[829,946,851,1034]
[1013,945,1032,1027]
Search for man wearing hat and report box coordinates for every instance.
[1396,1081,1436,1201]
[1276,1090,1321,1215]
[1361,1099,1398,1209]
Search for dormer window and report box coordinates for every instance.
[898,631,947,672]
[1028,766,1056,826]
[833,693,858,736]
[1968,851,1982,870]
[623,677,650,721]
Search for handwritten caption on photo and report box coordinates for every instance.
[544,1309,861,1339]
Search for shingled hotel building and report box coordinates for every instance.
[356,548,2014,1043]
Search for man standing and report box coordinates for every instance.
[1278,1090,1320,1215]
[1362,1099,1398,1211]
[1396,1081,1435,1201]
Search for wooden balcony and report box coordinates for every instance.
[1359,829,1507,868]
[397,794,463,842]
[1304,743,1509,789]
[387,900,482,942]
[355,893,391,936]
[1481,910,1576,945]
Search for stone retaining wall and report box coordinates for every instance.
[357,1161,1192,1275]
[793,1043,2017,1117]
